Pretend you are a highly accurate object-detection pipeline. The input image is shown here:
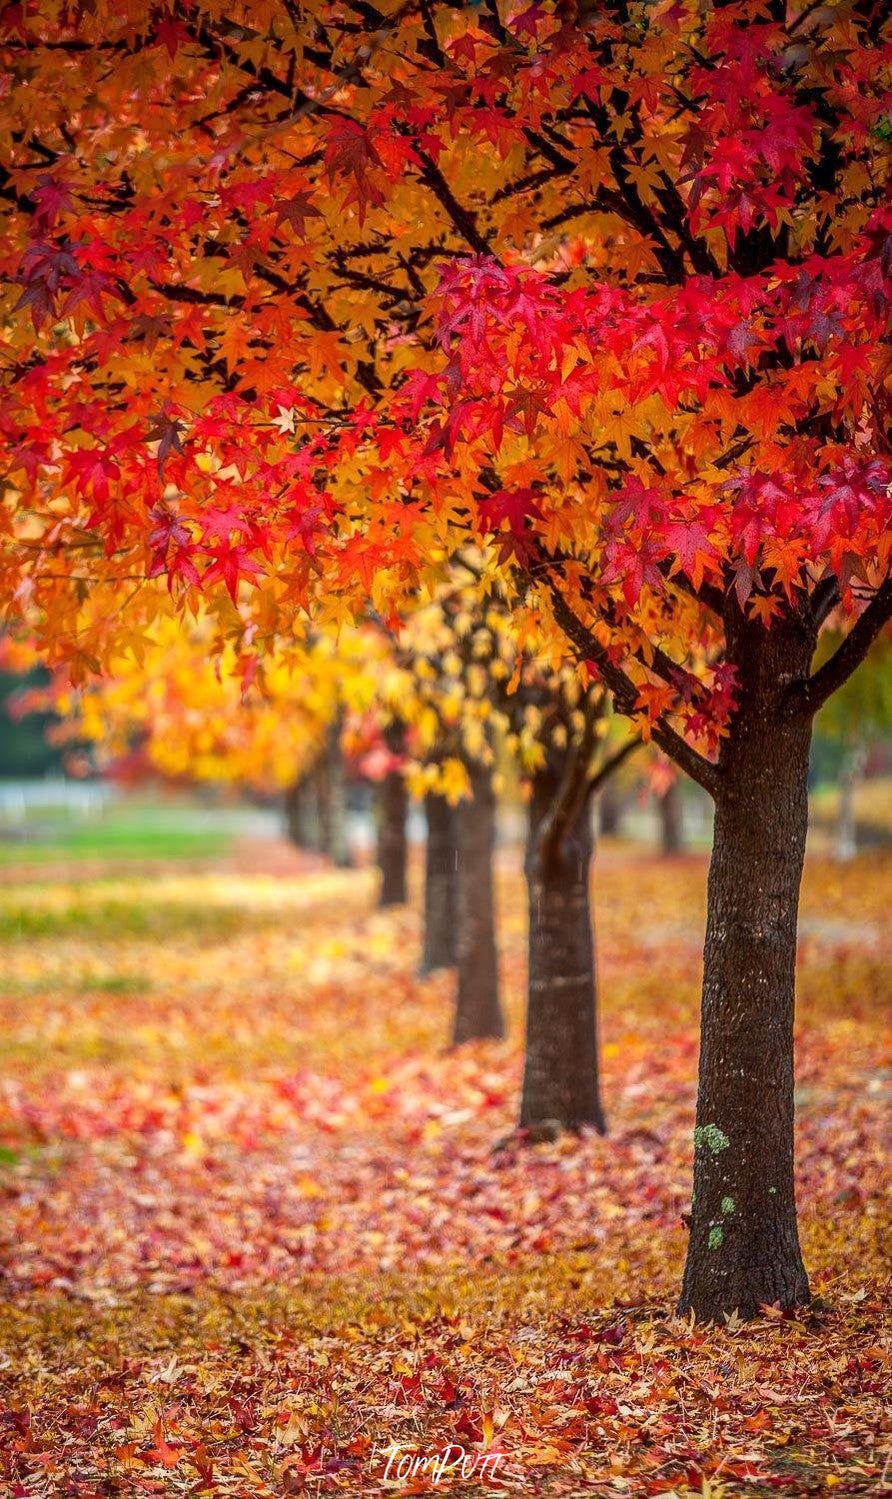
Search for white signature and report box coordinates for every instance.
[380,1443,506,1485]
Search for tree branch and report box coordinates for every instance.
[416,149,493,257]
[792,578,892,717]
[543,579,723,797]
[538,694,601,864]
[588,734,642,797]
[810,574,841,628]
[657,558,725,617]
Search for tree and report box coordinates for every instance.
[513,682,638,1137]
[0,644,65,779]
[37,614,385,864]
[2,1,890,1320]
[420,790,458,975]
[597,780,625,839]
[395,581,639,1123]
[283,774,321,853]
[386,592,507,1044]
[315,718,352,868]
[651,757,685,856]
[812,636,891,859]
[374,718,409,907]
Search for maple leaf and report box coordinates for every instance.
[324,119,383,220]
[145,412,186,475]
[153,13,190,58]
[141,1418,183,1469]
[200,503,248,543]
[661,520,719,592]
[202,541,265,602]
[275,192,321,238]
[32,174,74,229]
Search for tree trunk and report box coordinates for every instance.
[680,617,813,1322]
[317,731,351,868]
[520,767,605,1135]
[422,791,458,972]
[453,764,504,1044]
[377,770,408,906]
[835,746,865,862]
[658,778,684,855]
[598,779,623,836]
[284,776,319,850]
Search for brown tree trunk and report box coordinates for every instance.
[658,778,684,855]
[422,791,458,972]
[835,746,865,862]
[284,776,319,850]
[317,730,351,868]
[377,720,408,906]
[598,779,623,836]
[377,777,407,907]
[453,764,504,1044]
[680,615,812,1322]
[520,764,605,1135]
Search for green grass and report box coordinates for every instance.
[0,891,280,942]
[0,803,232,865]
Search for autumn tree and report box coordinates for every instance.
[507,675,638,1136]
[393,581,639,1130]
[648,756,686,855]
[375,718,410,907]
[2,1,890,1319]
[39,613,386,863]
[812,637,891,859]
[419,788,459,975]
[385,594,507,1044]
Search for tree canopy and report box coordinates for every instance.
[1,0,889,778]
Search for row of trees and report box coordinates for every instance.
[23,577,888,1291]
[1,0,889,1321]
[30,586,648,1135]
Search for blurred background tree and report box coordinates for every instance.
[0,656,64,779]
[811,638,892,860]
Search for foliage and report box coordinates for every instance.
[38,614,390,794]
[0,839,887,1494]
[0,659,63,778]
[1,1,888,771]
[365,576,636,805]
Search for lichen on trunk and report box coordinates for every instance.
[680,613,813,1322]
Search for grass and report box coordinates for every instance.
[0,799,234,866]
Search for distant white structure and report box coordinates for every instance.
[0,777,113,831]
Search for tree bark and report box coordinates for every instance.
[452,764,504,1044]
[422,791,458,972]
[317,730,351,868]
[284,776,319,850]
[658,778,684,855]
[680,615,813,1322]
[520,764,605,1135]
[598,779,623,836]
[377,773,408,907]
[835,746,865,862]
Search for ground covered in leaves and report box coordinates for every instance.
[0,830,888,1496]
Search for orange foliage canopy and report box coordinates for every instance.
[0,0,890,777]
